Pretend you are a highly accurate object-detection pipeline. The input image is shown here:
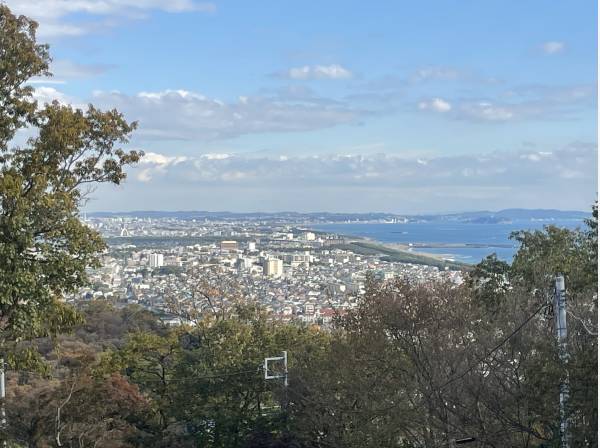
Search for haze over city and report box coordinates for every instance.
[6,0,597,212]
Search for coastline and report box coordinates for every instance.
[307,227,469,269]
[351,235,451,261]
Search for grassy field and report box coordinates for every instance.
[329,241,469,270]
[106,235,469,270]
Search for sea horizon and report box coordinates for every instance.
[310,218,587,263]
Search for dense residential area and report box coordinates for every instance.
[75,216,462,326]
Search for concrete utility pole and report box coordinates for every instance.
[264,351,288,387]
[0,357,6,447]
[554,275,570,448]
[264,351,289,415]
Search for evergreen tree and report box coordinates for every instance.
[0,5,141,355]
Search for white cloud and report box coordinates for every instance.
[201,153,231,160]
[31,86,77,106]
[125,144,596,189]
[140,152,187,166]
[541,41,566,55]
[418,98,452,113]
[281,64,353,80]
[90,88,362,140]
[36,22,88,38]
[418,84,595,122]
[26,79,67,85]
[4,0,216,38]
[520,151,552,162]
[94,143,596,212]
[137,151,188,182]
[411,67,461,82]
[459,101,514,121]
[27,60,113,85]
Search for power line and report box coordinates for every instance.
[6,367,261,383]
[439,301,549,390]
[129,368,261,382]
[566,309,597,336]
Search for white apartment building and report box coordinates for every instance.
[149,253,164,268]
[263,258,283,277]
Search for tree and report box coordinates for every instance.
[6,303,166,447]
[466,254,511,311]
[509,224,595,296]
[288,279,484,448]
[288,206,598,448]
[8,370,150,447]
[0,8,141,445]
[462,210,598,446]
[0,5,48,149]
[0,5,141,350]
[164,265,246,323]
[101,305,330,448]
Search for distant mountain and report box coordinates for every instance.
[425,209,590,223]
[494,208,590,220]
[86,210,400,222]
[86,208,589,223]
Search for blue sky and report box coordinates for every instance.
[7,0,598,213]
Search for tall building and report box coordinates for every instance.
[263,258,283,278]
[220,240,238,252]
[236,256,255,270]
[301,232,316,241]
[149,253,164,268]
[283,252,311,267]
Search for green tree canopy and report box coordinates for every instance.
[99,304,329,448]
[0,5,141,350]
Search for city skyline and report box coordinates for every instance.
[6,0,598,212]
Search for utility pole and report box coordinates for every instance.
[264,351,289,417]
[0,357,6,447]
[554,275,570,448]
[264,351,288,387]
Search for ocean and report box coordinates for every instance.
[311,219,586,264]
